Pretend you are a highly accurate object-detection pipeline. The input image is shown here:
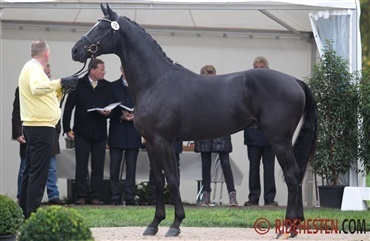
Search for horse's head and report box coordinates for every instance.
[72,4,119,62]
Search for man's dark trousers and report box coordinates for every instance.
[247,145,276,203]
[109,148,139,202]
[20,126,55,218]
[74,134,106,200]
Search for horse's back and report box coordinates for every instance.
[243,68,304,97]
[136,66,305,141]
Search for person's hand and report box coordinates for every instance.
[67,131,75,140]
[98,110,111,116]
[121,110,134,121]
[15,135,26,144]
[127,113,134,121]
[61,76,79,90]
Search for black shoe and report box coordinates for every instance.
[75,198,87,205]
[48,198,66,205]
[91,198,104,205]
[124,199,137,206]
[264,201,279,206]
[244,200,259,206]
[110,200,120,206]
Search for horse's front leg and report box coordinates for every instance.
[164,169,185,236]
[143,142,166,236]
[144,174,166,236]
[161,141,185,236]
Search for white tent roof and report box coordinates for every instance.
[0,1,357,39]
[0,0,361,70]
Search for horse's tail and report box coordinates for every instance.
[293,79,318,181]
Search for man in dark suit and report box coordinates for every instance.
[108,66,142,206]
[244,56,278,207]
[63,58,113,205]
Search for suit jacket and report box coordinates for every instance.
[12,87,25,156]
[63,74,113,140]
[108,77,141,149]
[173,140,183,154]
[12,87,61,157]
[244,128,271,147]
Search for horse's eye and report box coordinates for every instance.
[98,24,107,30]
[100,24,109,30]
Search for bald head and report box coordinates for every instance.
[31,39,49,57]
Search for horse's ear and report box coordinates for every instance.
[101,3,108,16]
[106,4,115,17]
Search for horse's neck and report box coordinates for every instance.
[117,19,175,95]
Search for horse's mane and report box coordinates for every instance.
[121,16,178,66]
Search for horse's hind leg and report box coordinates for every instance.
[291,156,310,238]
[273,141,302,238]
[143,142,166,236]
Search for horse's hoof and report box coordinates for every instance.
[143,226,158,236]
[165,227,181,237]
[275,233,292,239]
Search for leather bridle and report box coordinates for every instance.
[60,18,118,107]
[73,18,118,77]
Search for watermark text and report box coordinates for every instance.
[253,218,366,235]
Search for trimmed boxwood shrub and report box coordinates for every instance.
[18,206,94,241]
[0,194,24,236]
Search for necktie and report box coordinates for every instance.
[92,81,97,89]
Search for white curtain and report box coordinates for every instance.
[309,10,352,65]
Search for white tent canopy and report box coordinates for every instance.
[1,0,361,71]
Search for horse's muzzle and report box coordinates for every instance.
[71,43,88,63]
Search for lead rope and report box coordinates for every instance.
[59,56,95,108]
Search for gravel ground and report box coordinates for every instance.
[91,226,369,241]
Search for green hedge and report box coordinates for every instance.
[0,195,24,236]
[18,206,93,241]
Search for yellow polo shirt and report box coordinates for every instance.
[18,59,61,127]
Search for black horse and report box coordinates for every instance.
[71,4,318,238]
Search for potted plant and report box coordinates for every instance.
[18,206,93,241]
[307,40,359,208]
[0,195,24,241]
[357,70,370,175]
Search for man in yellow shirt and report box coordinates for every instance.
[18,39,78,218]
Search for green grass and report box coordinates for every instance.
[70,206,370,230]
